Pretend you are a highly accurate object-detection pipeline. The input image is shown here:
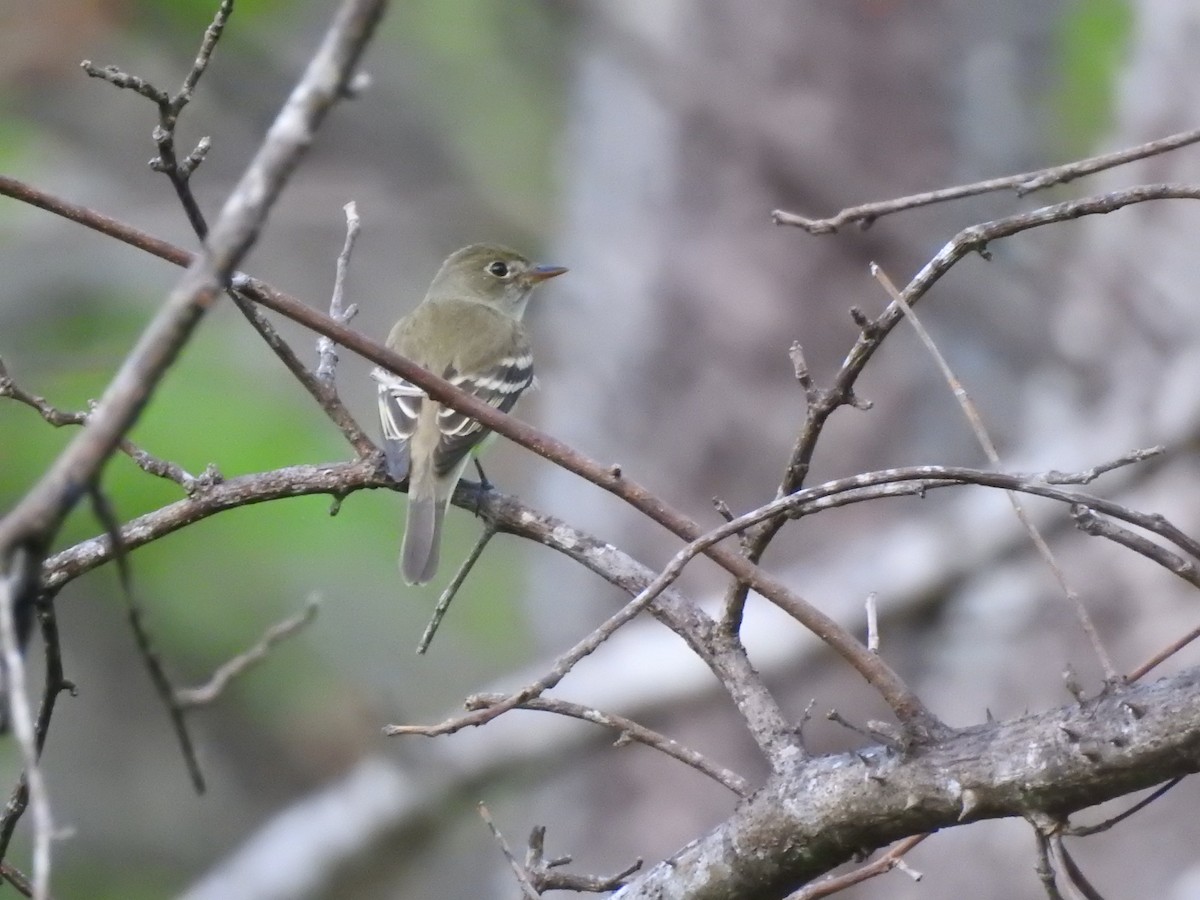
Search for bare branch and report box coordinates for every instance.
[1066,778,1182,837]
[1049,833,1106,900]
[385,571,694,738]
[0,361,200,489]
[772,126,1200,233]
[478,804,539,900]
[865,592,879,654]
[0,596,72,865]
[0,549,54,899]
[470,693,751,797]
[1127,623,1200,683]
[83,0,235,236]
[86,0,375,457]
[1039,447,1165,485]
[721,183,1200,645]
[1034,829,1067,900]
[416,524,497,655]
[0,862,35,898]
[1072,505,1200,590]
[88,487,206,794]
[872,262,1115,681]
[525,824,642,894]
[786,834,927,900]
[176,599,320,708]
[316,201,362,386]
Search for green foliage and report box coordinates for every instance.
[131,0,290,35]
[1053,0,1132,156]
[386,0,567,229]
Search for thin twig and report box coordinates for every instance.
[89,487,205,794]
[0,593,73,865]
[0,862,36,898]
[416,524,497,655]
[1049,833,1107,900]
[0,362,199,489]
[1066,778,1182,836]
[478,803,540,900]
[772,126,1200,233]
[176,598,320,707]
[468,693,751,796]
[525,824,642,893]
[1072,505,1200,589]
[0,550,53,900]
[865,592,879,653]
[316,201,361,386]
[1127,624,1200,682]
[1034,829,1066,900]
[872,262,1117,681]
[787,834,928,900]
[386,572,680,738]
[83,0,235,236]
[1038,447,1165,485]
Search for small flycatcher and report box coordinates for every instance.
[373,244,566,585]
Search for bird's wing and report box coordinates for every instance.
[433,350,534,476]
[373,367,422,481]
[372,351,534,482]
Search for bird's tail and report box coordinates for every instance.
[401,459,444,586]
[402,446,471,586]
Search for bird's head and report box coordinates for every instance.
[427,243,567,318]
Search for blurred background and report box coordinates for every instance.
[4,0,1200,898]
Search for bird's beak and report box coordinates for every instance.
[525,264,568,284]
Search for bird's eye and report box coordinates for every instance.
[487,260,511,278]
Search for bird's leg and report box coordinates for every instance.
[470,458,493,516]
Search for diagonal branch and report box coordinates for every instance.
[772,126,1200,232]
[0,0,386,575]
[473,693,751,796]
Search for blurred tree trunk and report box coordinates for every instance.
[519,1,1200,897]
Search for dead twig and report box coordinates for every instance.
[468,693,751,796]
[176,599,320,708]
[873,262,1116,681]
[1066,778,1182,837]
[478,803,540,900]
[416,524,497,655]
[89,487,205,794]
[0,550,54,900]
[772,126,1200,233]
[316,201,361,386]
[525,825,642,894]
[786,833,927,899]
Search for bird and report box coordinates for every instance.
[372,244,567,585]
